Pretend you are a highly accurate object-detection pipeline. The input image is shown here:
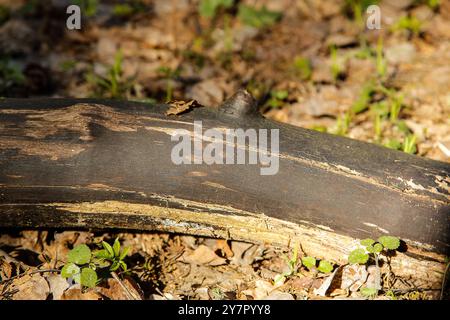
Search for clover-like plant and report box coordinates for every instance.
[302,256,334,274]
[61,244,98,288]
[61,238,129,289]
[348,236,400,298]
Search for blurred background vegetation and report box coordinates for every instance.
[0,0,449,160]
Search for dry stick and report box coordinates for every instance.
[111,271,141,300]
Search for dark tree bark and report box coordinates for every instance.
[0,91,449,288]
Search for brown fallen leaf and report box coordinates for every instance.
[0,258,13,280]
[165,99,201,116]
[46,274,69,300]
[179,245,227,266]
[61,285,102,300]
[215,240,234,259]
[97,277,143,300]
[11,273,50,300]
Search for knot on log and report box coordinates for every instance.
[218,89,259,118]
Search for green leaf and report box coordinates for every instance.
[113,4,134,16]
[67,244,91,265]
[199,0,233,18]
[360,286,378,298]
[119,247,130,261]
[273,274,286,286]
[293,56,312,80]
[61,263,80,279]
[119,261,128,272]
[351,83,374,114]
[113,238,121,257]
[348,248,369,265]
[378,236,400,250]
[271,90,288,100]
[80,267,98,288]
[317,260,333,273]
[238,5,282,28]
[73,273,81,284]
[301,256,316,270]
[384,139,402,150]
[360,238,375,247]
[373,243,383,253]
[110,260,120,272]
[102,241,114,257]
[94,249,113,260]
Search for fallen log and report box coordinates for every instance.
[0,91,449,289]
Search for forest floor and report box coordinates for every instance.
[0,0,449,300]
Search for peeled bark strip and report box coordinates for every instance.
[0,91,449,288]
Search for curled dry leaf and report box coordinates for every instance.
[165,100,201,116]
[179,245,227,266]
[46,274,70,300]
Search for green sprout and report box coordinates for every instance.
[348,236,401,298]
[391,16,422,36]
[330,45,345,82]
[73,0,98,17]
[266,89,288,108]
[402,134,417,154]
[351,82,376,114]
[157,66,181,101]
[237,5,282,28]
[199,0,233,18]
[0,57,26,96]
[273,244,299,285]
[293,56,312,81]
[334,111,352,136]
[86,51,135,99]
[61,238,130,289]
[375,36,387,78]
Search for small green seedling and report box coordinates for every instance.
[426,0,440,10]
[348,236,401,298]
[293,56,312,81]
[266,89,288,108]
[0,57,25,95]
[61,244,98,288]
[391,16,422,36]
[334,111,352,136]
[94,238,130,272]
[61,238,130,289]
[375,36,387,78]
[301,256,334,273]
[389,93,403,123]
[199,0,233,18]
[157,66,181,101]
[86,51,135,99]
[237,5,282,28]
[330,45,345,82]
[73,0,98,17]
[273,245,299,286]
[402,134,417,154]
[311,125,328,133]
[351,82,375,114]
